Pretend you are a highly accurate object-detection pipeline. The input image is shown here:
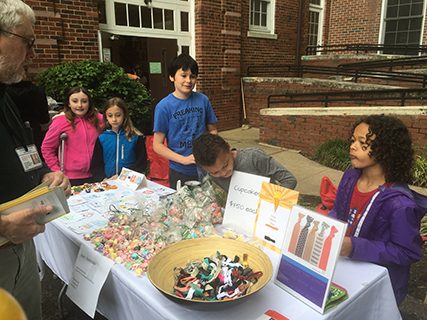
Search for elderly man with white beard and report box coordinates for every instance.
[0,1,70,319]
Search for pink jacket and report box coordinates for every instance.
[42,113,103,179]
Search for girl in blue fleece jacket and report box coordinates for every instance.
[329,115,427,305]
[90,97,147,181]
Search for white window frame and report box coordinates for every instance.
[308,0,324,55]
[248,0,277,39]
[378,0,427,55]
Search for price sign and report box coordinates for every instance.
[222,171,269,236]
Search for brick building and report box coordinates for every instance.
[309,0,427,54]
[25,0,308,132]
[24,0,427,134]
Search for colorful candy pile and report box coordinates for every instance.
[71,182,117,195]
[83,183,223,276]
[172,251,263,301]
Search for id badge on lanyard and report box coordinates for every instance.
[15,144,43,172]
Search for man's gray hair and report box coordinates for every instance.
[0,0,35,33]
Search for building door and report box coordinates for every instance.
[147,38,177,130]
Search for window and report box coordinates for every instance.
[113,2,177,31]
[307,0,323,55]
[98,0,107,24]
[383,0,425,55]
[181,11,189,32]
[249,0,273,33]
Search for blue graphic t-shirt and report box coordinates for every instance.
[153,91,217,176]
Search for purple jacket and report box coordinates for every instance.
[329,168,427,305]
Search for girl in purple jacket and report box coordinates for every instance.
[329,115,427,305]
[42,87,102,186]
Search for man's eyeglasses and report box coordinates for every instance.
[0,29,35,49]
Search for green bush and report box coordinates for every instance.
[35,59,152,134]
[412,156,427,188]
[311,139,353,171]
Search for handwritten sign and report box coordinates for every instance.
[116,167,148,190]
[222,171,269,236]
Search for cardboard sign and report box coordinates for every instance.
[274,205,347,314]
[253,181,299,253]
[222,171,269,236]
[116,167,148,190]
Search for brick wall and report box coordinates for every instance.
[241,78,414,127]
[25,0,99,80]
[259,113,427,157]
[195,0,242,132]
[195,0,307,131]
[323,0,427,47]
[326,0,382,46]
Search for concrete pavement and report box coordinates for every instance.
[219,127,427,197]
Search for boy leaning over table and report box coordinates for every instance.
[192,132,297,194]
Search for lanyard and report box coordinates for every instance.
[0,84,31,151]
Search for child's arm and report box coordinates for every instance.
[153,131,195,165]
[41,116,63,172]
[90,138,107,182]
[207,123,218,135]
[349,204,423,265]
[128,135,148,174]
[252,149,297,190]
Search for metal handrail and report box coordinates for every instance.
[305,43,427,55]
[267,88,427,108]
[338,56,427,71]
[246,65,427,87]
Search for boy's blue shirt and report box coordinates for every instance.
[153,91,217,176]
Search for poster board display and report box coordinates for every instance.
[274,205,347,314]
[116,167,148,190]
[253,181,299,253]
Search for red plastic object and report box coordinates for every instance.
[314,176,337,215]
[145,135,170,188]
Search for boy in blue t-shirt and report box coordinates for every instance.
[153,53,217,189]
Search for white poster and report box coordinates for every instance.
[222,171,269,236]
[66,244,114,318]
[253,181,299,253]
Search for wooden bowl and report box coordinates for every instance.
[147,237,273,303]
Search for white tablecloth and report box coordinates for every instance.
[34,183,402,320]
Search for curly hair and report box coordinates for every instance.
[63,86,101,133]
[192,132,229,167]
[102,97,142,141]
[350,115,414,184]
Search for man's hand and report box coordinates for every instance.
[0,206,52,244]
[42,171,71,197]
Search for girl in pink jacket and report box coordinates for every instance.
[42,87,102,186]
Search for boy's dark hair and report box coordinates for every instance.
[168,53,199,78]
[193,132,229,167]
[350,114,414,184]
